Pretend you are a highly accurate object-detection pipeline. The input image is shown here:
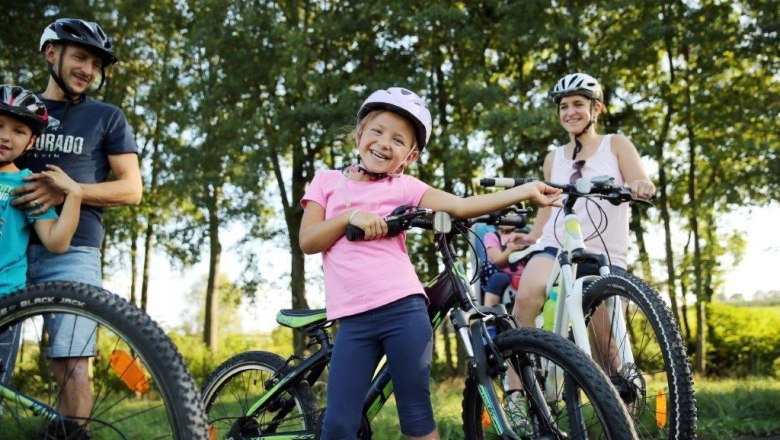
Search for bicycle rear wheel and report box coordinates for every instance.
[201,351,318,439]
[463,327,636,439]
[0,281,207,439]
[581,274,696,439]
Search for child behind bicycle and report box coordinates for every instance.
[0,84,82,384]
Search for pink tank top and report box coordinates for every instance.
[539,135,630,269]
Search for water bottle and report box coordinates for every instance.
[542,287,558,331]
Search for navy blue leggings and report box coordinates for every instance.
[321,295,436,439]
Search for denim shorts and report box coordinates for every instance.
[27,245,102,358]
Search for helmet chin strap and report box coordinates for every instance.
[572,100,597,161]
[352,147,416,180]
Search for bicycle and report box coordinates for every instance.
[0,281,208,439]
[478,175,697,439]
[201,205,637,439]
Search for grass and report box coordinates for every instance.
[696,377,780,439]
[365,376,780,439]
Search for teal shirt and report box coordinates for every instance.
[0,169,58,295]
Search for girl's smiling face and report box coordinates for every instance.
[355,111,418,177]
[0,114,35,171]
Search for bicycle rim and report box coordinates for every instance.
[201,351,318,439]
[582,274,696,439]
[0,281,207,439]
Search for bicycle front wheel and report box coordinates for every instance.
[0,281,207,439]
[201,351,319,439]
[463,327,636,440]
[581,274,696,439]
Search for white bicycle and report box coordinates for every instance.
[475,175,697,440]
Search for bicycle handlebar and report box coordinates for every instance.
[345,206,434,241]
[480,176,653,206]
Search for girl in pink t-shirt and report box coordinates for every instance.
[300,87,561,440]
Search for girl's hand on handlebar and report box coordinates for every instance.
[347,210,388,240]
[629,179,656,200]
[514,232,538,247]
[517,181,564,207]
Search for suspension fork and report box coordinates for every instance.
[451,309,520,440]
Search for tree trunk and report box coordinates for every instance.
[204,186,223,351]
[659,5,682,326]
[130,227,138,307]
[685,100,705,375]
[630,206,653,284]
[141,217,154,313]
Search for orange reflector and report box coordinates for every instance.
[481,408,491,427]
[209,424,217,440]
[110,349,150,394]
[655,389,667,428]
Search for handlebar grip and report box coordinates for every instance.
[345,215,409,242]
[479,177,535,188]
[385,216,405,236]
[497,217,527,229]
[411,218,433,230]
[345,224,365,241]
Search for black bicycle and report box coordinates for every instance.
[201,206,636,439]
[0,281,208,439]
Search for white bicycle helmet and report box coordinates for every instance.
[357,87,432,151]
[550,72,603,103]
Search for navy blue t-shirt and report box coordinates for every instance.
[15,96,138,247]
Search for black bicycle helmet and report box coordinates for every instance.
[0,85,49,135]
[39,18,118,66]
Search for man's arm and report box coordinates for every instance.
[11,153,142,214]
[80,153,142,207]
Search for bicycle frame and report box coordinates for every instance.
[0,383,60,422]
[545,195,635,371]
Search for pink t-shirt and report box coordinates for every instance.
[301,170,431,320]
[483,232,523,276]
[539,135,630,268]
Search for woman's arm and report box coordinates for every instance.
[611,134,655,199]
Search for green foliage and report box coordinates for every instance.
[705,302,780,377]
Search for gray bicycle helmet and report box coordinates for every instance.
[0,85,48,135]
[550,72,603,104]
[40,18,118,66]
[357,87,432,151]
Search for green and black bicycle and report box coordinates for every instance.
[0,281,208,439]
[201,207,637,439]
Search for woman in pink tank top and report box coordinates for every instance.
[511,72,655,331]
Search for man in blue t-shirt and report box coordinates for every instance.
[12,18,142,425]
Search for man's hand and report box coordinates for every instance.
[10,170,67,215]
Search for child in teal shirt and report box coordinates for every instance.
[0,84,82,383]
